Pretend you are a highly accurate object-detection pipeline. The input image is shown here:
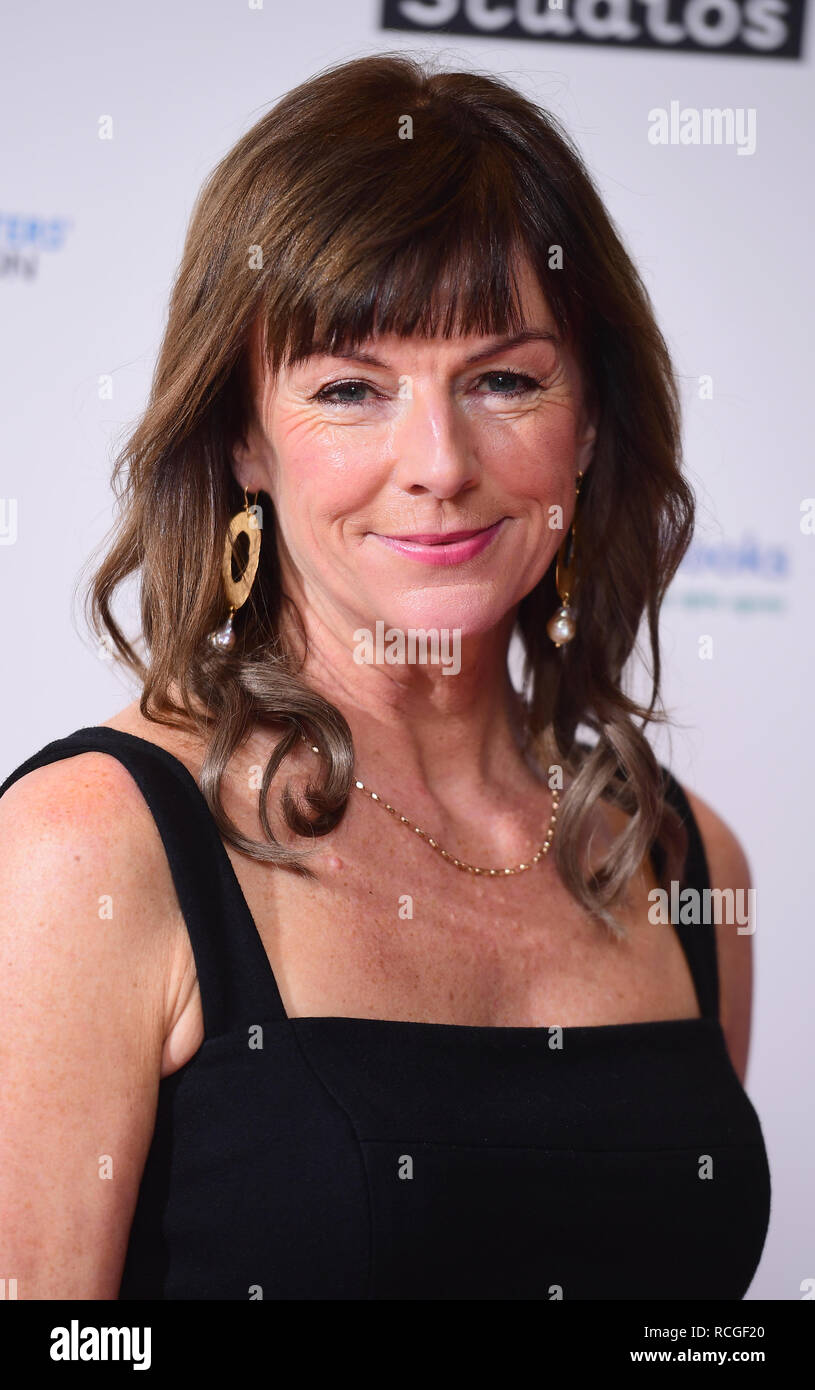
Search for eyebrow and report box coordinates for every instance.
[314,329,559,369]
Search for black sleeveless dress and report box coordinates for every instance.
[0,726,771,1300]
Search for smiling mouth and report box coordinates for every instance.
[385,525,501,545]
[370,518,508,565]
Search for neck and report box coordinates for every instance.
[281,593,535,805]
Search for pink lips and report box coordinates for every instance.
[371,519,507,566]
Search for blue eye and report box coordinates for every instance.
[313,380,381,406]
[476,371,541,397]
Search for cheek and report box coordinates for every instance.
[271,413,388,530]
[484,404,580,501]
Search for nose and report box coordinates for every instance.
[389,381,480,500]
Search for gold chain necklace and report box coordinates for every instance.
[306,741,559,877]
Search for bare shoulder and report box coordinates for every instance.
[680,784,754,1086]
[3,738,158,828]
[0,741,182,923]
[0,741,186,1296]
[0,739,193,1045]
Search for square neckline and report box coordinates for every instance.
[79,724,713,1039]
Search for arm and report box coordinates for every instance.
[0,753,178,1298]
[682,787,754,1086]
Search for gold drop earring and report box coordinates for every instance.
[208,486,262,651]
[547,470,583,648]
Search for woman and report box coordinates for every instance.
[0,53,770,1300]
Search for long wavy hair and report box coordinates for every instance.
[83,52,695,934]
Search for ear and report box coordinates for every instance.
[230,314,269,492]
[576,417,597,474]
[230,423,265,496]
[230,436,251,493]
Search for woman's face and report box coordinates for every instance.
[234,257,595,648]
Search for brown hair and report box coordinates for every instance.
[83,51,694,933]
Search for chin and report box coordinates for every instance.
[360,588,515,641]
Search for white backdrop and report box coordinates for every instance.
[1,0,812,1300]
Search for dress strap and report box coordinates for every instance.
[0,726,289,1038]
[652,764,720,1022]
